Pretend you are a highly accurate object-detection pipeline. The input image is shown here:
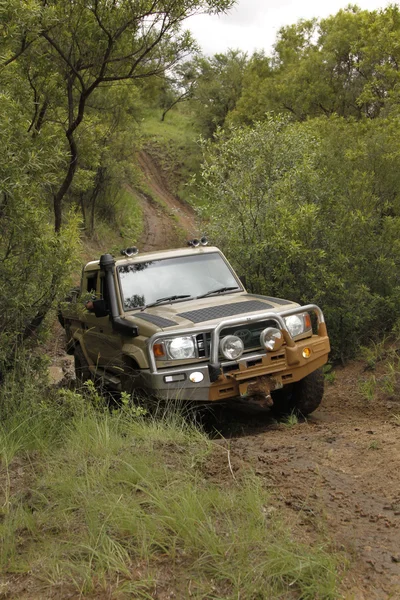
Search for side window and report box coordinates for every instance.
[86,272,98,295]
[100,275,109,308]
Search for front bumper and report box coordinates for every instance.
[138,304,330,403]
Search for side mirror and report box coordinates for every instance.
[93,299,109,318]
[239,275,247,289]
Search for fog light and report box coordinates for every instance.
[189,372,204,383]
[220,335,244,360]
[260,327,284,351]
[302,348,311,358]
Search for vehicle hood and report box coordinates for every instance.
[125,292,300,333]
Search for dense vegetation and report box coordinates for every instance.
[0,0,232,369]
[192,5,400,361]
[2,2,400,359]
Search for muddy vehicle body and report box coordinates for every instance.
[61,244,330,414]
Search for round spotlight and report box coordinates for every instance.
[302,347,312,359]
[192,239,200,247]
[260,327,284,352]
[220,335,244,361]
[200,236,208,246]
[126,246,138,257]
[122,246,138,257]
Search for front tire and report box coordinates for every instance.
[272,368,324,417]
[74,345,92,384]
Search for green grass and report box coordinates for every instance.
[0,366,341,599]
[281,412,299,428]
[93,186,143,256]
[140,107,203,205]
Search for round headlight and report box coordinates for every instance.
[260,327,283,351]
[166,337,195,360]
[220,335,244,360]
[285,315,304,338]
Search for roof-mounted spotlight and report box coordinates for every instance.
[121,246,139,257]
[187,238,200,247]
[200,236,208,246]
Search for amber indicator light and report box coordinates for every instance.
[304,313,312,329]
[153,343,165,358]
[302,347,311,358]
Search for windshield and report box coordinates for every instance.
[118,252,240,311]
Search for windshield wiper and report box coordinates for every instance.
[141,295,192,311]
[196,286,240,299]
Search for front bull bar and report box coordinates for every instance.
[146,304,327,375]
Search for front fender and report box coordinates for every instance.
[122,343,148,369]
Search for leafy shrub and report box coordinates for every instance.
[199,115,400,361]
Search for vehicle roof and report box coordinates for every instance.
[83,245,222,272]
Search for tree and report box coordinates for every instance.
[190,49,248,137]
[159,60,198,122]
[1,0,233,231]
[0,91,80,368]
[230,6,400,125]
[199,116,400,361]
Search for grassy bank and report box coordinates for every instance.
[141,108,202,205]
[0,369,340,599]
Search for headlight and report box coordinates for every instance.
[220,335,244,360]
[284,313,311,338]
[165,336,196,360]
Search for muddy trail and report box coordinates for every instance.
[203,363,400,599]
[129,150,197,251]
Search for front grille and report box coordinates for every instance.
[196,333,208,358]
[196,320,277,359]
[221,320,276,352]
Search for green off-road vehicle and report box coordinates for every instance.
[61,242,330,415]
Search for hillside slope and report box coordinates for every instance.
[130,150,197,252]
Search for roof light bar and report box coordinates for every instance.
[188,237,208,247]
[121,246,139,257]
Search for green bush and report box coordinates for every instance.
[199,115,400,361]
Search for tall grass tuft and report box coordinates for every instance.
[0,363,341,599]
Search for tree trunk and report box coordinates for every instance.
[53,129,78,232]
[89,166,106,235]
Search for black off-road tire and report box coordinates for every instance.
[74,345,92,384]
[271,368,324,417]
[292,367,324,416]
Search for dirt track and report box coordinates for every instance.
[207,363,400,599]
[130,151,197,251]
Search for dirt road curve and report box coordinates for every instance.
[132,151,197,251]
[209,363,400,599]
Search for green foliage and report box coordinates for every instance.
[0,369,340,599]
[230,5,400,125]
[0,92,81,369]
[199,115,400,361]
[190,49,248,137]
[358,376,377,402]
[359,332,400,401]
[323,364,336,385]
[0,0,234,231]
[282,412,299,428]
[141,107,202,202]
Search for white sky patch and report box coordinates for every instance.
[187,0,391,55]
